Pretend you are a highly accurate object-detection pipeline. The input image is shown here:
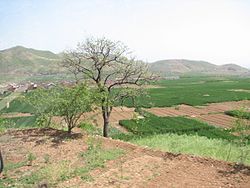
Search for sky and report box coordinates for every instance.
[0,0,250,68]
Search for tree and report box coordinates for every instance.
[26,84,95,133]
[54,84,95,133]
[63,37,154,137]
[25,88,59,127]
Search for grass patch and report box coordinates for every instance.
[1,138,124,187]
[75,138,124,181]
[2,116,38,129]
[119,113,237,141]
[0,97,34,114]
[4,161,27,172]
[0,92,21,111]
[0,91,11,100]
[0,116,38,134]
[19,160,73,186]
[225,110,250,120]
[79,122,102,135]
[131,133,250,165]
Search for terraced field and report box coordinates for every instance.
[147,100,250,128]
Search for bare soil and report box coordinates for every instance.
[0,112,33,118]
[0,128,250,187]
[52,107,135,132]
[147,100,250,128]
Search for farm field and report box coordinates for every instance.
[2,1,250,186]
[125,76,250,107]
[147,100,250,128]
[118,112,250,164]
[1,76,250,187]
[0,92,21,111]
[1,76,250,114]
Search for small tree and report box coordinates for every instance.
[63,37,154,137]
[26,84,95,133]
[54,84,95,133]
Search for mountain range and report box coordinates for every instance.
[150,59,249,76]
[0,46,249,83]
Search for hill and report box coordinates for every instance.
[0,46,65,83]
[149,59,250,76]
[1,46,249,84]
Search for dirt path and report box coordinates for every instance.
[147,100,250,128]
[0,112,33,118]
[0,129,249,187]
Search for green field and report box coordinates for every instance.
[116,113,250,164]
[0,97,34,114]
[118,113,241,141]
[0,92,21,111]
[1,76,250,113]
[124,76,250,107]
[0,116,38,133]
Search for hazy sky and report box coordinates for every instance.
[0,0,250,68]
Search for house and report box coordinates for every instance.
[25,83,38,92]
[7,83,18,92]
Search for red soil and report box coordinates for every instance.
[0,128,249,187]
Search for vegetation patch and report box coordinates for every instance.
[1,116,38,130]
[131,134,250,165]
[225,110,250,120]
[1,97,34,114]
[123,77,250,107]
[119,113,237,141]
[0,138,124,187]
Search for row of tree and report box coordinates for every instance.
[27,37,154,137]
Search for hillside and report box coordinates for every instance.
[0,128,249,187]
[149,59,250,76]
[0,46,65,83]
[1,46,249,84]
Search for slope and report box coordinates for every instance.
[150,59,250,76]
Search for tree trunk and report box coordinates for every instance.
[0,150,3,174]
[67,127,72,134]
[102,104,110,137]
[103,116,109,137]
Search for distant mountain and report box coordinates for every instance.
[149,59,250,76]
[1,46,249,84]
[0,46,64,76]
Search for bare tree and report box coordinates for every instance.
[63,37,154,137]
